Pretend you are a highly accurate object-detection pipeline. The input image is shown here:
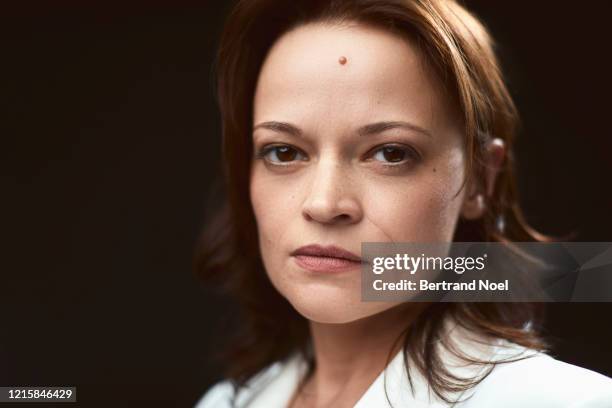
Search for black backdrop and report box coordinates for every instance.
[2,1,611,407]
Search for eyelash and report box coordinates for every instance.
[255,144,308,165]
[255,143,421,168]
[365,143,421,167]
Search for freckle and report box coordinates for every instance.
[338,56,347,65]
[433,167,437,172]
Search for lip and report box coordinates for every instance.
[290,244,363,273]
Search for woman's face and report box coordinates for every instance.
[250,22,469,323]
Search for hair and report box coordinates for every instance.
[196,0,551,405]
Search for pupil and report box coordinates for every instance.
[277,146,296,161]
[383,147,405,162]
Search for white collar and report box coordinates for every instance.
[234,320,535,407]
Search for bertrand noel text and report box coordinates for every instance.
[372,279,509,291]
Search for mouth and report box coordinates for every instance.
[290,244,364,273]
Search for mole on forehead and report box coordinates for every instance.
[338,56,347,65]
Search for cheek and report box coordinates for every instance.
[251,167,316,307]
[364,152,465,241]
[249,166,301,266]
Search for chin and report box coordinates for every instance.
[283,286,387,324]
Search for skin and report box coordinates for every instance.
[250,22,504,408]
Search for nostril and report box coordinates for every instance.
[335,214,351,222]
[302,195,362,224]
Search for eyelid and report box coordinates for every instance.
[256,143,308,164]
[366,143,421,163]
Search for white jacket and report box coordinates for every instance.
[196,325,612,408]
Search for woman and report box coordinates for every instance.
[195,0,612,406]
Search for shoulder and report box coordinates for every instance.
[194,380,235,408]
[438,318,612,407]
[194,362,281,408]
[463,352,612,408]
[194,353,305,408]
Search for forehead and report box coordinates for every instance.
[253,22,458,133]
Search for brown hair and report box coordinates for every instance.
[196,0,550,404]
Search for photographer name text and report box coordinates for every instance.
[372,279,509,292]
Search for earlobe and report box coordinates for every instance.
[461,193,485,220]
[460,138,506,220]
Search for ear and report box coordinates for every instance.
[461,138,506,220]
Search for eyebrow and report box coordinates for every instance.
[252,120,432,139]
[357,121,432,138]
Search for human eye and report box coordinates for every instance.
[366,143,421,167]
[255,144,308,165]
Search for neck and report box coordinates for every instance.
[303,303,427,407]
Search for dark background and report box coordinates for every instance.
[2,1,611,407]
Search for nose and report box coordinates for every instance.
[301,159,363,225]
